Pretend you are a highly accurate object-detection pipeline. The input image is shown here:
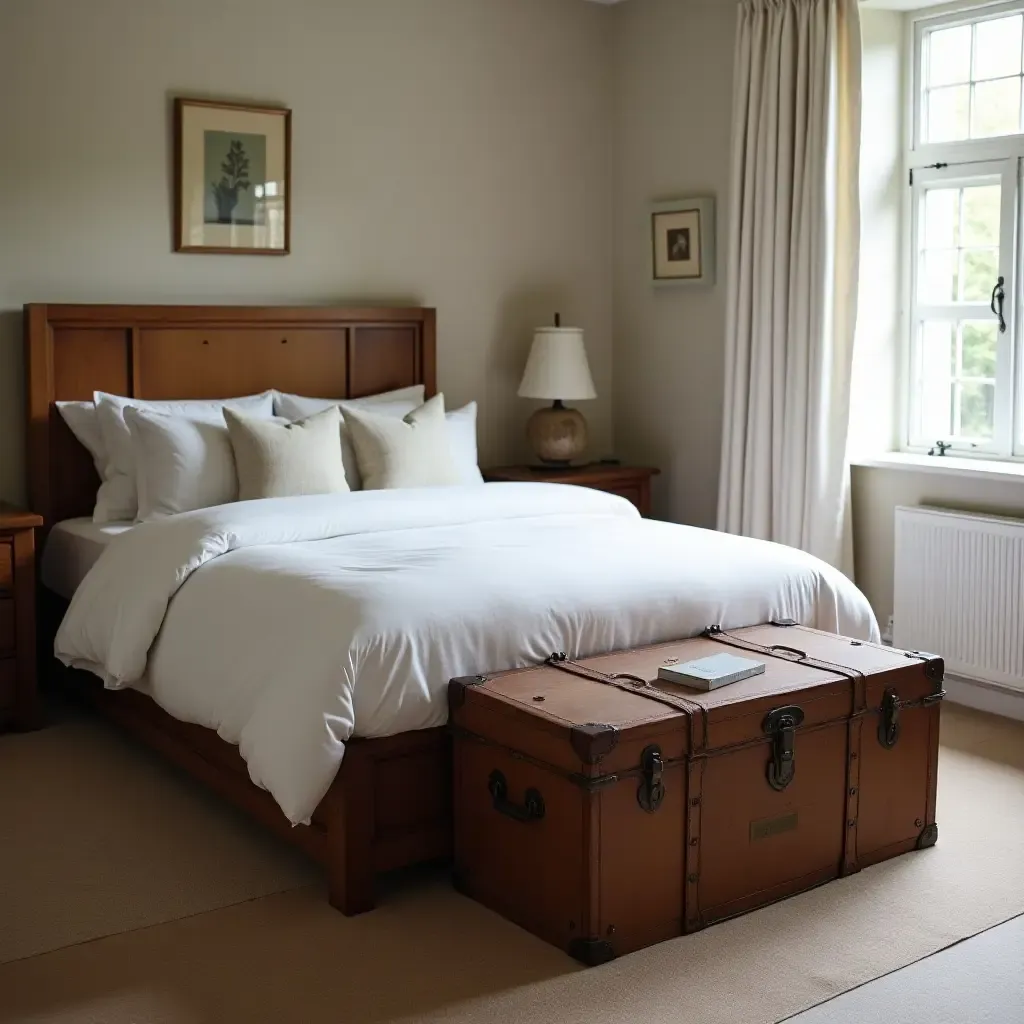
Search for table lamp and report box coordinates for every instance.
[518,315,596,466]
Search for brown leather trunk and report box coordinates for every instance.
[449,624,943,965]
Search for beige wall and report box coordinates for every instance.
[610,0,735,527]
[849,9,904,461]
[0,0,614,505]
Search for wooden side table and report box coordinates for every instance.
[0,505,43,731]
[483,464,659,517]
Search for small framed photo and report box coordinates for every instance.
[174,98,291,255]
[651,197,715,286]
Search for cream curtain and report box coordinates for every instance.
[717,0,862,572]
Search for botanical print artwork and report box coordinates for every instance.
[203,131,266,226]
[175,97,290,254]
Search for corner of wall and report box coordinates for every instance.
[609,0,735,527]
[849,7,906,463]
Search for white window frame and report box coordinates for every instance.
[907,160,1017,453]
[903,0,1024,460]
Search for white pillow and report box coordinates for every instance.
[56,401,107,480]
[274,385,425,490]
[350,399,481,484]
[273,384,425,421]
[93,391,275,522]
[125,407,242,521]
[344,394,464,490]
[224,406,350,500]
[446,402,485,486]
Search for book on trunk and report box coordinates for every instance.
[657,653,765,690]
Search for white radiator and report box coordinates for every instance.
[893,506,1024,692]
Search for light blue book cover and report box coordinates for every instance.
[657,653,765,690]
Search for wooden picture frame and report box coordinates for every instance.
[174,98,292,255]
[651,197,716,286]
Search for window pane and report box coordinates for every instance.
[923,320,956,375]
[960,321,998,377]
[957,380,995,437]
[922,249,958,302]
[973,16,1023,80]
[919,184,1002,303]
[972,77,1021,138]
[927,25,972,86]
[961,248,999,301]
[927,85,970,142]
[961,185,1000,246]
[924,187,959,248]
[920,322,954,439]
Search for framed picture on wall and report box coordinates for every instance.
[651,197,715,286]
[174,98,291,255]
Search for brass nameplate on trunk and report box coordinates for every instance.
[750,811,799,841]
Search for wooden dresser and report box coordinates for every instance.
[482,464,659,517]
[0,505,43,731]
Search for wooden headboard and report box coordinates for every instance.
[25,303,437,528]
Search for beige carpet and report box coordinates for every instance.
[0,714,317,964]
[1,704,1022,1024]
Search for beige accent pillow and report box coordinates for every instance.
[344,393,463,490]
[224,406,350,500]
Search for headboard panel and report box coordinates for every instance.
[25,303,437,527]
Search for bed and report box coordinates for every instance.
[27,302,878,915]
[28,302,448,914]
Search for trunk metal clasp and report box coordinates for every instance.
[878,688,901,749]
[763,705,805,791]
[637,744,665,813]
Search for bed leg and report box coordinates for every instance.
[326,744,376,915]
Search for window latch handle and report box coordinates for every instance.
[991,276,1006,333]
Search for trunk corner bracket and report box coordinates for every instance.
[916,822,939,849]
[568,937,616,966]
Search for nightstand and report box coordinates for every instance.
[483,465,659,517]
[0,505,43,731]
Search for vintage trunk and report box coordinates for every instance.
[449,624,943,964]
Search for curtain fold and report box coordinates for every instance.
[717,0,862,572]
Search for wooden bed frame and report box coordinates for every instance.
[25,302,451,914]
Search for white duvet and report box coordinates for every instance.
[56,483,878,823]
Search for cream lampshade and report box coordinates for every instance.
[518,318,596,466]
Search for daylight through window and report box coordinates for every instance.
[908,2,1024,457]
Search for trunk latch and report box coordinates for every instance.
[637,744,665,813]
[878,688,901,749]
[763,705,805,791]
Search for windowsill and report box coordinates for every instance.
[851,451,1024,484]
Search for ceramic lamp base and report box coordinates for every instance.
[526,401,588,465]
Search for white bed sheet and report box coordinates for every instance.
[54,484,878,825]
[41,518,135,599]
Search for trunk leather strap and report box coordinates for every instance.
[545,653,706,719]
[701,626,870,714]
[545,653,710,757]
[702,628,945,712]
